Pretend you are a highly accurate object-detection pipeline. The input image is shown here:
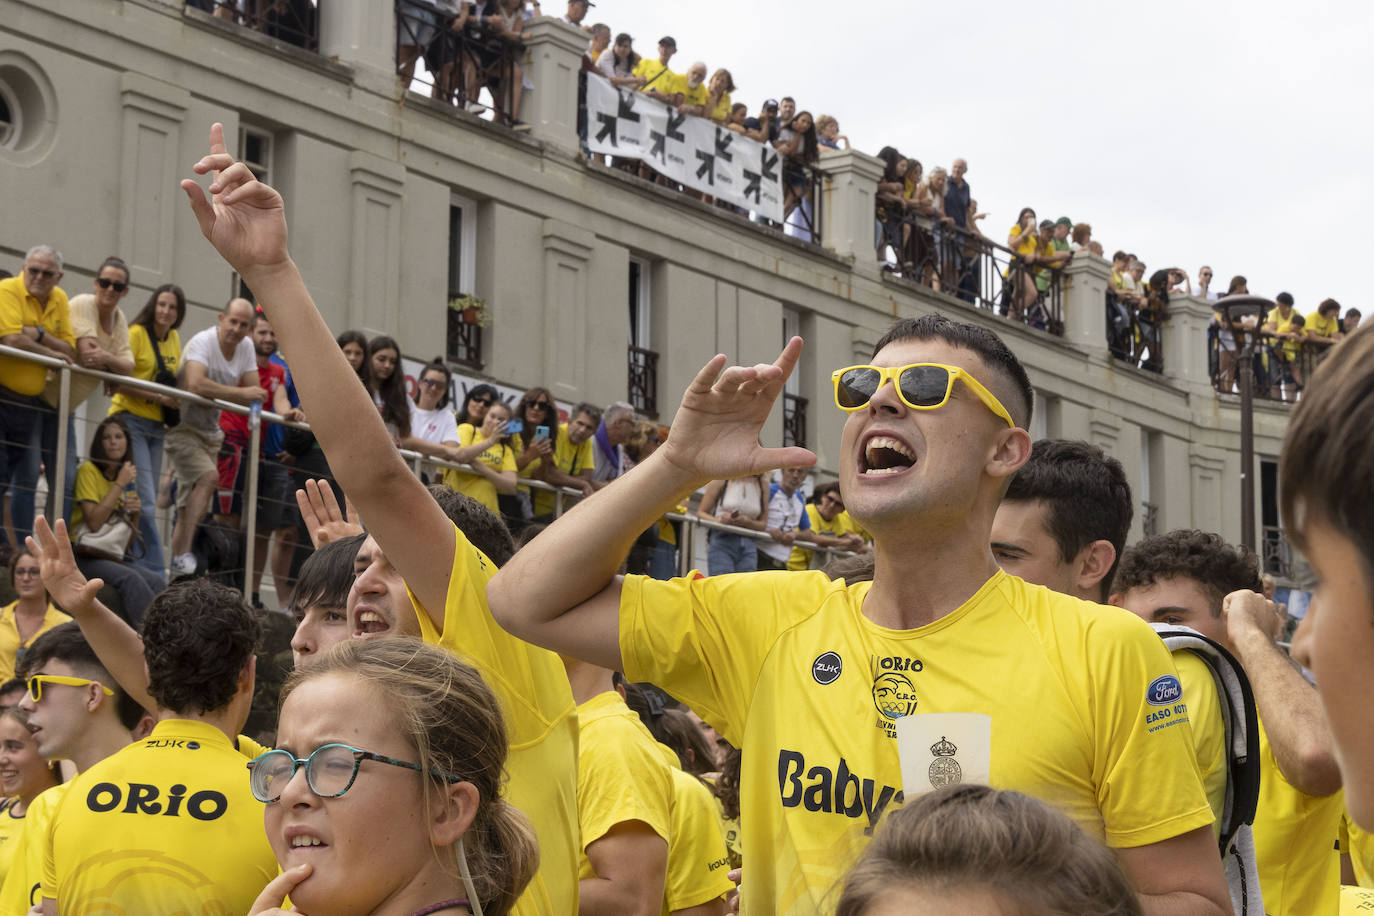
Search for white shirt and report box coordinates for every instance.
[178,327,256,433]
[408,401,460,445]
[759,485,806,563]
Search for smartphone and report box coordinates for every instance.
[505,419,524,435]
[535,425,551,442]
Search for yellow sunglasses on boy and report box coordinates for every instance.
[831,363,1016,428]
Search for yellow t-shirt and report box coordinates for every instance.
[43,719,277,913]
[658,746,733,912]
[531,424,596,517]
[1009,225,1037,259]
[1252,715,1343,916]
[0,798,26,892]
[0,782,68,913]
[0,601,71,682]
[788,505,864,571]
[633,59,677,95]
[1308,310,1341,339]
[408,525,580,916]
[110,325,181,423]
[619,570,1213,915]
[1343,815,1374,888]
[443,424,517,514]
[710,91,732,123]
[0,277,75,397]
[670,75,710,109]
[70,460,127,538]
[1266,308,1302,361]
[575,691,673,888]
[1170,650,1227,839]
[1341,884,1374,914]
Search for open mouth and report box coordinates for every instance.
[289,834,328,850]
[353,609,390,637]
[861,435,917,477]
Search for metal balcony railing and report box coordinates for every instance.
[783,393,808,450]
[395,0,521,125]
[628,344,659,418]
[446,306,484,368]
[187,0,319,52]
[1209,329,1330,403]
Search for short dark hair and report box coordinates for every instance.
[1344,308,1362,321]
[1276,292,1294,306]
[1004,440,1133,600]
[1113,530,1262,616]
[418,358,453,409]
[1318,298,1341,317]
[289,534,365,618]
[23,622,144,729]
[871,315,1034,428]
[1281,328,1374,594]
[97,256,130,284]
[1112,250,1127,263]
[426,484,516,567]
[811,481,841,504]
[141,579,262,716]
[571,401,602,426]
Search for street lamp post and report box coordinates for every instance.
[1216,294,1272,553]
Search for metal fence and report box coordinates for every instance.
[395,0,522,125]
[1,344,856,603]
[186,0,319,51]
[1209,330,1328,403]
[880,217,1064,336]
[1107,295,1164,373]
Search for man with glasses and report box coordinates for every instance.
[0,549,70,682]
[492,314,1230,914]
[786,481,867,570]
[0,622,140,912]
[37,578,276,914]
[0,246,77,543]
[1197,266,1218,301]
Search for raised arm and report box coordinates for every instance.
[487,340,815,668]
[180,123,455,622]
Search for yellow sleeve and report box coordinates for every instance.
[665,770,734,910]
[500,443,517,473]
[0,281,23,337]
[578,720,671,849]
[458,424,476,447]
[73,462,113,506]
[619,572,834,746]
[1085,611,1214,847]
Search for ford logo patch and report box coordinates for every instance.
[1147,675,1182,707]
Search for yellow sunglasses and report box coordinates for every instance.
[831,363,1016,428]
[27,674,115,703]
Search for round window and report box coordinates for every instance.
[0,52,58,166]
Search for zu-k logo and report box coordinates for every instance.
[812,651,842,685]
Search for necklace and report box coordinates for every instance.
[411,900,470,916]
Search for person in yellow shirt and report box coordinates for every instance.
[445,401,518,514]
[567,657,671,914]
[1112,530,1344,916]
[41,579,276,913]
[531,404,598,517]
[0,245,77,545]
[671,61,710,113]
[107,283,186,574]
[0,708,61,888]
[1262,292,1306,401]
[0,550,70,682]
[0,622,140,913]
[508,387,560,521]
[175,129,581,915]
[1004,209,1041,320]
[491,316,1229,914]
[787,482,868,570]
[694,68,735,123]
[633,36,679,102]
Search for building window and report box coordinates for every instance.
[0,87,14,148]
[0,53,58,164]
[781,307,807,449]
[1260,458,1291,578]
[445,195,480,366]
[627,257,658,416]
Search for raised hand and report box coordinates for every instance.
[248,864,312,915]
[26,517,104,615]
[657,337,816,485]
[296,478,363,548]
[180,122,290,279]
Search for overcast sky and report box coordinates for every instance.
[576,0,1371,311]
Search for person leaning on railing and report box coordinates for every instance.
[1261,293,1304,402]
[695,474,768,576]
[1005,209,1040,321]
[106,284,185,576]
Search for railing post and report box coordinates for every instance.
[243,403,262,596]
[1060,252,1111,358]
[318,0,396,80]
[816,148,885,276]
[1162,295,1221,395]
[520,17,588,153]
[51,366,71,525]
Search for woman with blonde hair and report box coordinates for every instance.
[249,638,538,916]
[836,784,1140,916]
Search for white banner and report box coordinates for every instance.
[584,73,785,222]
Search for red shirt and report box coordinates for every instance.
[219,361,286,441]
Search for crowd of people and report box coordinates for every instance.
[1,126,1372,916]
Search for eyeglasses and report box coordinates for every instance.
[531,401,552,409]
[420,378,445,388]
[25,267,58,280]
[95,277,129,293]
[831,363,1015,428]
[246,743,463,803]
[27,674,115,703]
[470,397,493,407]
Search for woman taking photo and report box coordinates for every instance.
[367,336,411,445]
[248,639,537,916]
[0,549,70,682]
[444,401,517,516]
[69,417,166,626]
[1005,207,1040,321]
[696,473,768,575]
[0,707,62,887]
[107,284,185,574]
[455,383,499,428]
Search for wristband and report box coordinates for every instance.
[35,327,45,343]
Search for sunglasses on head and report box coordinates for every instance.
[25,266,58,280]
[831,363,1015,428]
[96,277,128,293]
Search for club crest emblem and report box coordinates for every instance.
[928,735,962,788]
